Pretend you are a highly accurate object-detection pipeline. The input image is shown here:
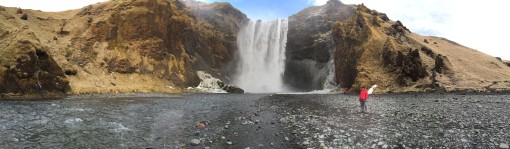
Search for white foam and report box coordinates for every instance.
[109,122,130,133]
[64,118,83,125]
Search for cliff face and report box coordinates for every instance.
[332,4,510,92]
[284,0,356,91]
[0,29,70,99]
[0,0,247,98]
[285,0,510,92]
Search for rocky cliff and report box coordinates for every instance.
[286,0,510,93]
[331,3,510,92]
[284,0,356,91]
[0,0,247,99]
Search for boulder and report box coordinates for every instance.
[20,13,28,20]
[64,69,78,76]
[503,60,510,68]
[0,34,70,99]
[222,85,244,93]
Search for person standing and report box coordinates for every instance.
[359,87,369,113]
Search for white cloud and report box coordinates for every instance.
[0,0,107,12]
[196,0,213,3]
[339,0,510,60]
[308,0,328,6]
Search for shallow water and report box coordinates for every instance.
[0,93,509,148]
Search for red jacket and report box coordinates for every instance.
[359,89,368,101]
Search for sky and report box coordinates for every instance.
[0,0,509,60]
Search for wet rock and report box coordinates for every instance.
[319,134,325,139]
[500,143,509,149]
[461,138,468,142]
[382,144,388,149]
[190,139,200,146]
[302,140,310,146]
[222,85,244,93]
[196,122,206,129]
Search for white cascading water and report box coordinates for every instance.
[234,19,288,93]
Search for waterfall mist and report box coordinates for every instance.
[234,19,289,93]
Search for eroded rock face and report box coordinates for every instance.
[72,0,247,87]
[183,0,249,81]
[332,8,372,89]
[284,0,356,91]
[331,3,438,91]
[0,0,248,96]
[0,31,70,99]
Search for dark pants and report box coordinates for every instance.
[360,100,367,113]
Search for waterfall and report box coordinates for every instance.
[323,32,337,90]
[234,19,288,93]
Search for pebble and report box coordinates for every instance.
[227,141,233,145]
[285,137,289,141]
[302,140,310,146]
[500,143,509,149]
[221,136,226,140]
[378,142,384,146]
[382,144,388,149]
[190,139,200,146]
[461,138,468,142]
